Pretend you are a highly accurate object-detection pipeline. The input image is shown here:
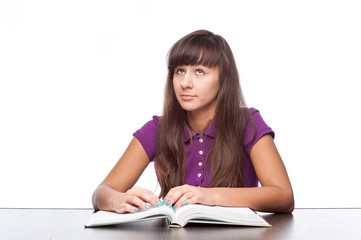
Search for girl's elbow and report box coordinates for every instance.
[282,189,294,213]
[270,187,294,213]
[283,200,294,214]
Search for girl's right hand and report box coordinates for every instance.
[110,186,161,213]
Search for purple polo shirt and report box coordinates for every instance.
[133,108,274,188]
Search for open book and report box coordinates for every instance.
[85,204,271,228]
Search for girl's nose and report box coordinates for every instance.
[180,73,193,89]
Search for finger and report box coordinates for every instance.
[163,187,180,207]
[131,187,161,208]
[113,202,140,214]
[113,195,145,213]
[163,187,175,202]
[123,195,147,209]
[119,195,155,212]
[174,192,194,210]
[164,184,187,200]
[138,192,161,208]
[165,185,190,207]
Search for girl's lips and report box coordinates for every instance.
[181,95,196,100]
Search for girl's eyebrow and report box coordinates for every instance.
[174,64,209,69]
[194,64,209,69]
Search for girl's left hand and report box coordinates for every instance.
[164,184,209,211]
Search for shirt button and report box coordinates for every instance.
[198,162,203,167]
[199,150,203,155]
[199,138,204,143]
[197,173,202,178]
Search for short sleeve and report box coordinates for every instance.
[244,108,275,155]
[133,116,160,161]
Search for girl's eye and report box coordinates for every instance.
[196,69,204,75]
[176,69,185,74]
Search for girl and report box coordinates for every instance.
[92,30,294,214]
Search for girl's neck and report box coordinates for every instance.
[186,110,215,134]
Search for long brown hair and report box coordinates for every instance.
[155,30,255,197]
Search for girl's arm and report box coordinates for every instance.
[165,134,294,213]
[92,137,161,213]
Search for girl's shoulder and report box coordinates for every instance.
[243,107,266,121]
[133,115,162,161]
[152,115,161,123]
[243,107,275,154]
[136,115,161,135]
[246,107,259,116]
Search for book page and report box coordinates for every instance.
[85,206,175,227]
[173,204,270,227]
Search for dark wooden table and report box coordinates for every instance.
[0,208,360,239]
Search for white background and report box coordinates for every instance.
[1,0,360,208]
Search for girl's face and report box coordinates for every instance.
[173,65,220,116]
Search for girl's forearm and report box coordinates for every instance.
[203,186,294,213]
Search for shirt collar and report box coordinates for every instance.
[183,118,216,142]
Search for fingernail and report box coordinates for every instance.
[173,205,177,211]
[166,201,171,206]
[145,204,151,209]
[183,202,189,206]
[159,201,163,206]
[135,209,140,213]
[162,200,166,205]
[155,202,159,207]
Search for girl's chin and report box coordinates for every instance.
[179,104,198,112]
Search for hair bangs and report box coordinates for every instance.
[168,34,222,71]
